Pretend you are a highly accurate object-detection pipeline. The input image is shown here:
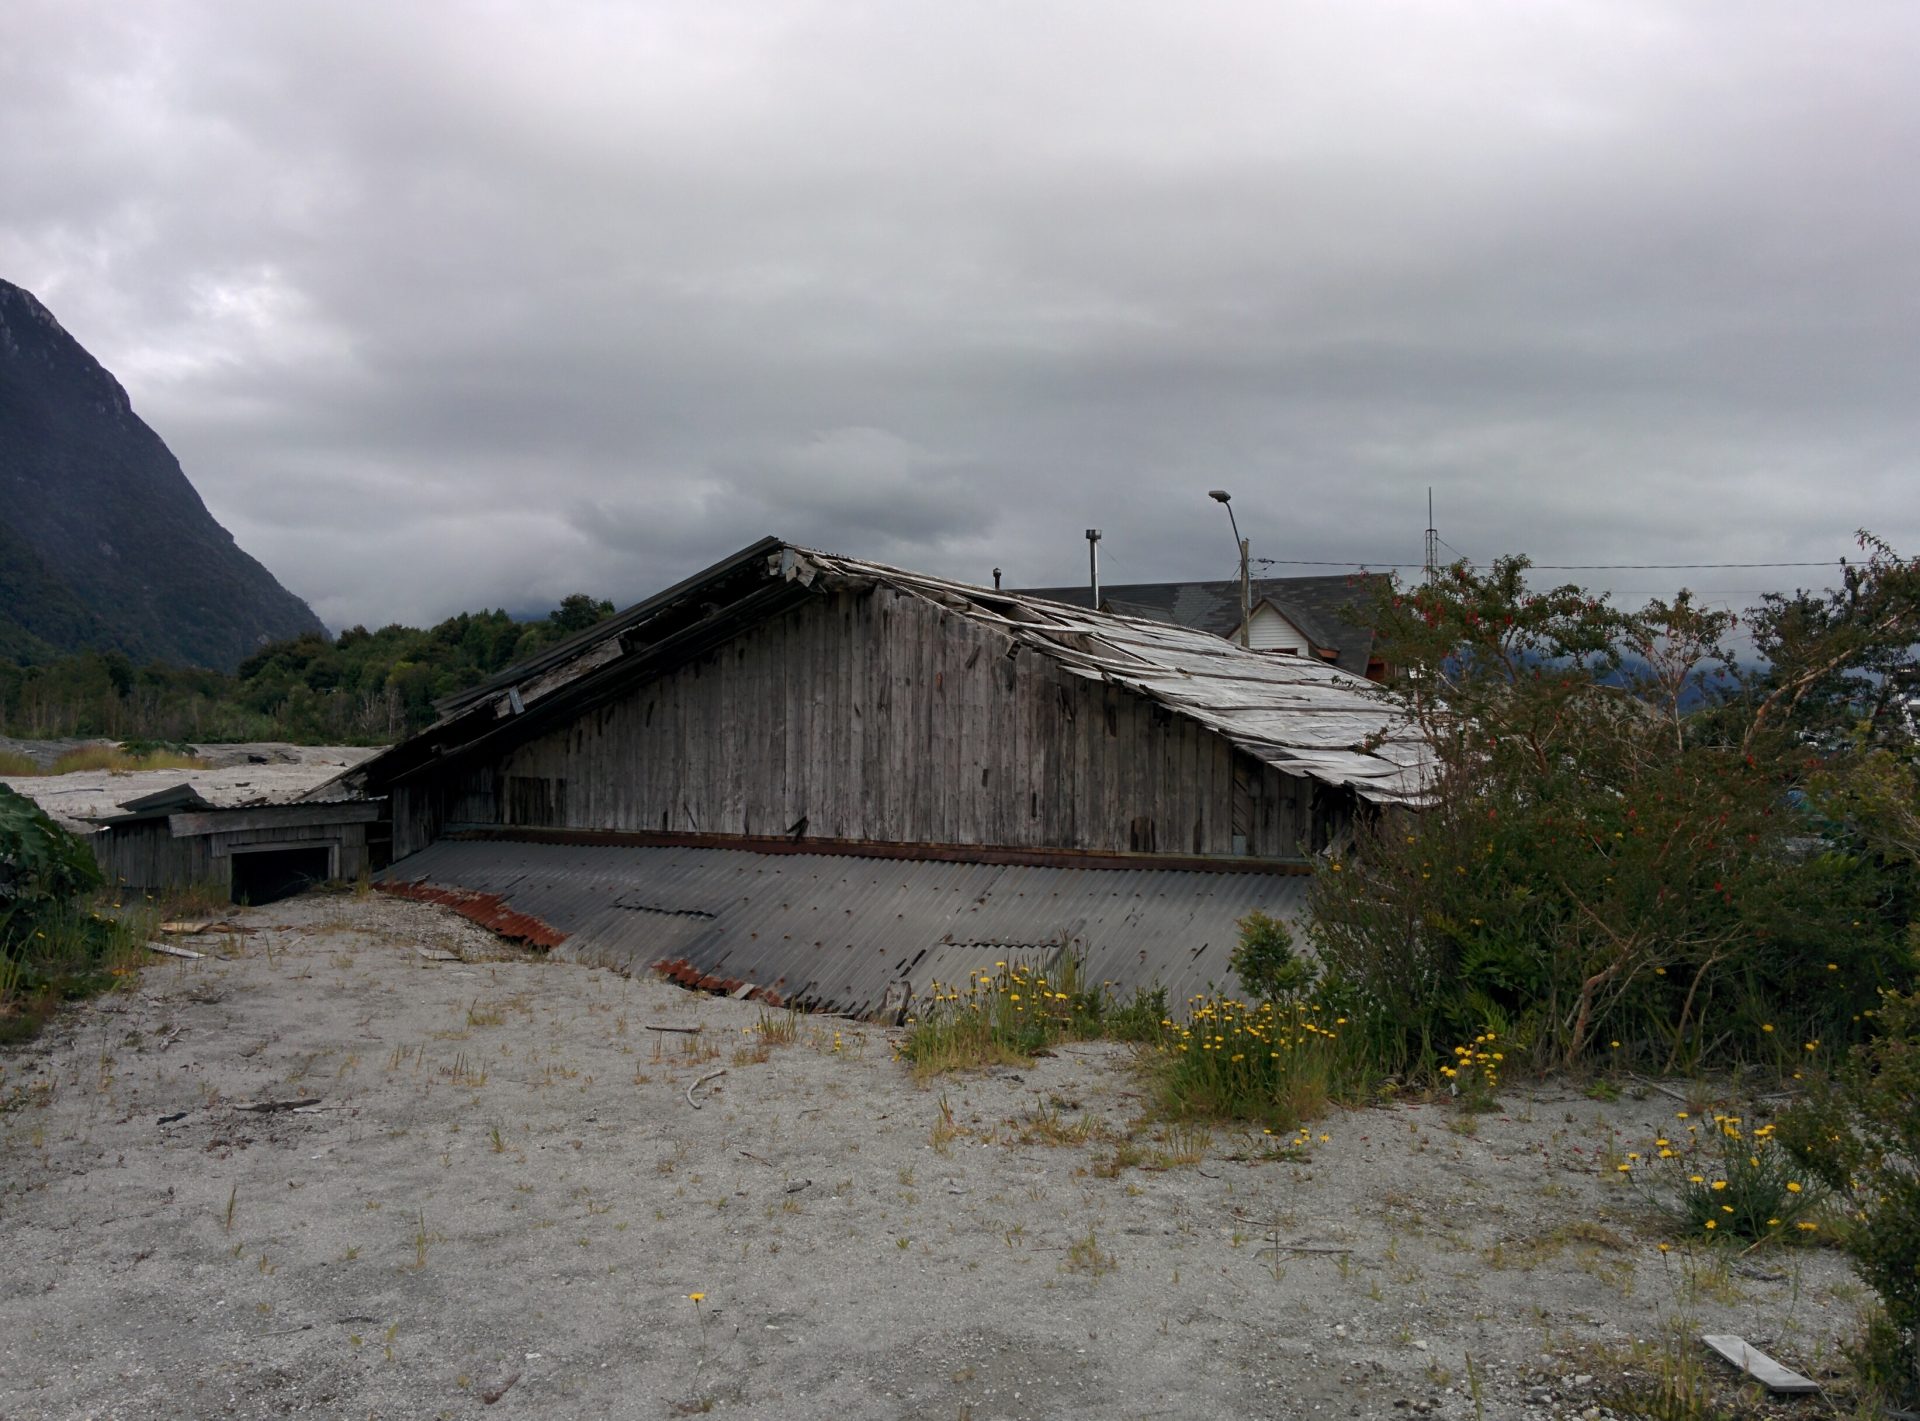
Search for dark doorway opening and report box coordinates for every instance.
[230,846,333,905]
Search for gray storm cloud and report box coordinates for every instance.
[3,0,1916,630]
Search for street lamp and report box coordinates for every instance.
[1209,490,1251,648]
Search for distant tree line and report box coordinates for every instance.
[0,594,616,745]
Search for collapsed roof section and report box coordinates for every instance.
[325,539,1431,807]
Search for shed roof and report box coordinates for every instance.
[379,836,1309,1016]
[328,540,1430,806]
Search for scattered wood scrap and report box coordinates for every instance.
[685,1068,726,1109]
[645,1023,703,1034]
[160,920,250,936]
[414,946,462,962]
[1700,1335,1819,1394]
[232,1097,322,1114]
[147,942,206,961]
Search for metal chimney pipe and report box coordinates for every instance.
[1085,530,1102,607]
[992,567,1002,590]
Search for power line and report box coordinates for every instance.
[1252,557,1846,572]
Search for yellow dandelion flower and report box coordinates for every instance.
[1786,1181,1802,1193]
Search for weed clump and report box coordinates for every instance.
[1621,1108,1822,1245]
[1156,992,1355,1130]
[899,957,1121,1077]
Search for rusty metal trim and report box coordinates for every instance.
[375,880,569,948]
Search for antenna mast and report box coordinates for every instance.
[1423,488,1438,586]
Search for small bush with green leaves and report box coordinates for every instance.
[1,785,149,1036]
[1228,910,1315,1004]
[1779,987,1920,1407]
[0,783,103,946]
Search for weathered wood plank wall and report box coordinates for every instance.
[426,585,1340,857]
[94,822,372,894]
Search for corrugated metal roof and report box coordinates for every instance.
[380,837,1307,1018]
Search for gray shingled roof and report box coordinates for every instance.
[1012,574,1387,676]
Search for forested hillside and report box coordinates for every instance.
[0,595,614,745]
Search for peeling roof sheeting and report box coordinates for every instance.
[327,539,1431,807]
[380,837,1308,1018]
[788,549,1430,805]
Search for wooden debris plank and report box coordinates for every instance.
[233,1097,323,1114]
[148,942,206,960]
[1700,1335,1819,1393]
[415,947,461,962]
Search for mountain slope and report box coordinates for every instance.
[0,279,326,670]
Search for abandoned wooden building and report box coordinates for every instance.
[324,539,1428,1013]
[88,783,385,904]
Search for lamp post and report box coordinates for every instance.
[1209,490,1251,647]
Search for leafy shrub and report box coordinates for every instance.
[1228,909,1315,1003]
[0,785,146,1037]
[0,783,102,945]
[1309,544,1918,1077]
[1779,988,1920,1406]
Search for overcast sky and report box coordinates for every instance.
[5,1,1917,630]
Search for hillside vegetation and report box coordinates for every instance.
[0,595,613,746]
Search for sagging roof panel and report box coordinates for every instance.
[379,837,1307,1017]
[329,540,1432,807]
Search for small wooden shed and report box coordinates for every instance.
[88,784,387,903]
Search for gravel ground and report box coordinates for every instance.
[0,892,1867,1420]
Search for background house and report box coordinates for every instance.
[1013,575,1391,680]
